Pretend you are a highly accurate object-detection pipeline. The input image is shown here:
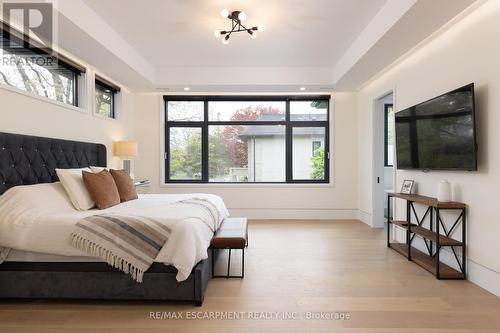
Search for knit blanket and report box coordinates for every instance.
[70,198,222,282]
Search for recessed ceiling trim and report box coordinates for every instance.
[334,0,417,83]
[54,0,155,83]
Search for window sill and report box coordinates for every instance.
[92,111,117,121]
[160,182,335,189]
[0,82,88,114]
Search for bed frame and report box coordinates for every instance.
[0,132,211,306]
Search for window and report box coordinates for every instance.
[169,127,202,180]
[164,96,330,183]
[212,125,286,182]
[293,128,326,180]
[167,101,204,121]
[95,76,120,118]
[290,100,327,121]
[209,101,286,121]
[385,104,394,167]
[312,141,322,157]
[0,22,84,106]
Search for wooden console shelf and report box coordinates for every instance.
[389,192,466,209]
[389,220,463,246]
[387,192,466,280]
[389,242,463,279]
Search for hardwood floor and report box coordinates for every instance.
[1,219,499,332]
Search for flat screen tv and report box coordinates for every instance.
[395,83,477,171]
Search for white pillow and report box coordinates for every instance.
[56,168,94,210]
[90,166,107,173]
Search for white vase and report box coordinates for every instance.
[437,179,452,202]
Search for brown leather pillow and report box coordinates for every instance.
[82,170,120,209]
[110,169,138,202]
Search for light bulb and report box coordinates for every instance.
[222,37,229,45]
[220,9,229,18]
[238,12,246,21]
[300,87,306,91]
[250,32,257,39]
[184,87,190,91]
[214,30,221,38]
[257,24,265,32]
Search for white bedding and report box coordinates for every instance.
[0,183,229,281]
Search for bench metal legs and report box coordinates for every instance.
[212,248,245,279]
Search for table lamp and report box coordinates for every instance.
[114,141,138,176]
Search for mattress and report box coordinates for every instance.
[5,249,180,263]
[6,249,99,262]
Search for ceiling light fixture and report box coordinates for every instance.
[220,9,229,18]
[214,9,264,44]
[300,87,306,91]
[183,87,190,91]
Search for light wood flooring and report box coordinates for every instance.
[1,219,500,333]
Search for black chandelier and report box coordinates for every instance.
[214,9,265,44]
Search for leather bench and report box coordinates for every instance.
[210,217,248,278]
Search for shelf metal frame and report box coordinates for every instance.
[387,193,466,280]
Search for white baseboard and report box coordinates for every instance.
[228,208,359,220]
[229,208,375,225]
[417,241,500,297]
[357,210,372,226]
[467,259,500,297]
[395,230,500,297]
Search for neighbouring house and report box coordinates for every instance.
[238,114,326,181]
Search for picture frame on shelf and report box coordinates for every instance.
[400,180,414,194]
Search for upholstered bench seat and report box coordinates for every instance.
[210,217,248,278]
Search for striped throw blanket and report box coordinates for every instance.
[70,198,221,282]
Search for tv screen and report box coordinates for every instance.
[395,83,477,171]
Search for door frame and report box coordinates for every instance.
[371,90,396,228]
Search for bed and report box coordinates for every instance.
[0,132,226,305]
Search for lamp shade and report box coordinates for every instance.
[114,141,138,158]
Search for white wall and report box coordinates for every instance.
[356,0,500,295]
[133,92,359,219]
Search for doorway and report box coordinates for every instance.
[372,92,395,228]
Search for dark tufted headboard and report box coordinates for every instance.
[0,132,106,195]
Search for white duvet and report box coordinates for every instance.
[0,182,229,281]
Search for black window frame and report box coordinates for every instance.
[0,21,84,107]
[164,95,330,184]
[384,103,394,167]
[95,78,119,119]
